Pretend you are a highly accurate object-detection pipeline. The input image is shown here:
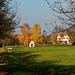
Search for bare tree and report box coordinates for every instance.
[44,0,75,32]
[53,25,64,34]
[42,30,47,44]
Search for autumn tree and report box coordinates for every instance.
[30,24,43,44]
[0,34,20,49]
[44,35,51,44]
[44,0,75,33]
[66,29,75,43]
[11,34,20,46]
[20,23,31,45]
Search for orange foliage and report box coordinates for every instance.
[20,23,31,45]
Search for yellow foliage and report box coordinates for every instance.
[19,33,30,45]
[30,24,43,44]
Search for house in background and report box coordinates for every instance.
[57,33,70,44]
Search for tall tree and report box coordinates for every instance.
[0,0,20,50]
[20,23,31,45]
[30,24,43,44]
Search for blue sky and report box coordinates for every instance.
[15,0,60,35]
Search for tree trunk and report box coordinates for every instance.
[2,43,5,50]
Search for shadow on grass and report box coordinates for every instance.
[1,52,75,75]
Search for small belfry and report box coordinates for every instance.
[29,41,35,47]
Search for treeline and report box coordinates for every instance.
[0,23,75,48]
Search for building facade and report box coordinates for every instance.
[57,33,70,44]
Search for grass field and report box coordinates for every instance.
[0,46,75,75]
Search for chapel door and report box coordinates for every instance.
[31,44,33,47]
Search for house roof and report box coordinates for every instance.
[58,33,67,37]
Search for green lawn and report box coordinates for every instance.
[0,46,75,75]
